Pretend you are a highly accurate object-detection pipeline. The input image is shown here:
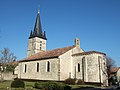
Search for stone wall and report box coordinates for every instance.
[71,55,83,79]
[19,46,83,81]
[0,72,17,80]
[18,58,59,81]
[72,53,108,86]
[59,46,83,80]
[86,54,100,82]
[27,37,46,57]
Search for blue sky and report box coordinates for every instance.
[0,0,120,66]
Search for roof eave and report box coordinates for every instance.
[72,51,106,56]
[19,56,59,63]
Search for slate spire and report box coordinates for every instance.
[29,9,47,40]
[29,30,33,38]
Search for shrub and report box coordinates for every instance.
[47,82,58,90]
[109,76,118,85]
[64,86,71,90]
[76,79,85,85]
[11,79,25,88]
[64,78,76,85]
[34,82,48,89]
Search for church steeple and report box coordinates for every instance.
[29,9,47,40]
[29,30,33,38]
[27,9,47,57]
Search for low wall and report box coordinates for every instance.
[0,72,17,80]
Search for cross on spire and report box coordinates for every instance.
[38,5,40,14]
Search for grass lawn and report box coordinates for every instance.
[70,84,98,89]
[24,81,35,89]
[0,80,35,90]
[0,80,12,89]
[0,80,99,90]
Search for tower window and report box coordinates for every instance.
[24,64,27,73]
[40,41,42,43]
[40,47,42,50]
[37,63,39,72]
[40,44,42,46]
[46,61,50,72]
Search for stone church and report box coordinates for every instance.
[16,9,108,86]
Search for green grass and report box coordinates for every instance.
[0,80,11,89]
[25,81,35,89]
[0,80,99,90]
[70,84,98,89]
[0,80,12,89]
[0,80,35,90]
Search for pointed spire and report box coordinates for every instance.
[33,8,42,37]
[29,8,47,40]
[43,31,47,39]
[29,30,33,39]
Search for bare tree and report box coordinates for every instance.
[0,48,17,81]
[106,56,116,86]
[106,56,115,78]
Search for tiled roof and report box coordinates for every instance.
[0,61,18,66]
[20,46,75,62]
[8,61,18,65]
[72,51,106,56]
[110,67,120,73]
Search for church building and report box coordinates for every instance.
[16,9,108,86]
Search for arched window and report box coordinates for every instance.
[37,63,39,72]
[78,63,80,72]
[47,61,50,72]
[25,64,27,73]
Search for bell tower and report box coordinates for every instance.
[27,9,47,57]
[75,38,80,47]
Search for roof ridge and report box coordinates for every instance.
[72,50,106,56]
[46,45,75,52]
[21,45,75,62]
[33,45,75,54]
